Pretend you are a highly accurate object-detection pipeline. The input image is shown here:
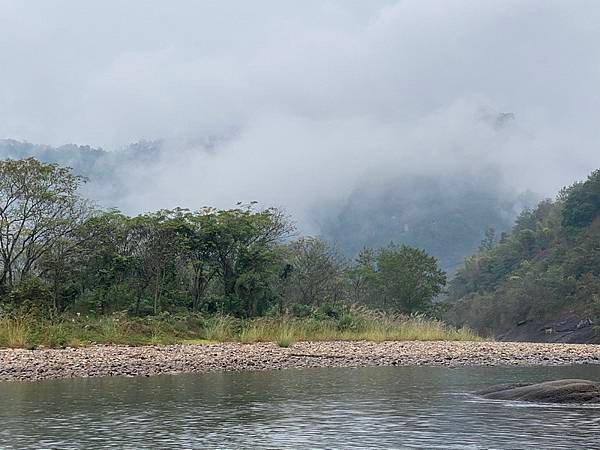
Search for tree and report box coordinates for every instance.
[192,205,294,316]
[37,235,81,312]
[73,210,137,314]
[562,169,600,228]
[175,210,219,312]
[346,247,377,305]
[129,211,185,315]
[376,243,446,313]
[479,227,496,253]
[0,158,87,291]
[285,237,345,307]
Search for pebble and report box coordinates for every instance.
[0,341,599,382]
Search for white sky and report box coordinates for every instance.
[1,0,599,219]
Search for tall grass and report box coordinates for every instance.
[233,311,481,345]
[203,315,237,342]
[0,308,482,349]
[0,317,30,348]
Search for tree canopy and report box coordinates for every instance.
[0,157,449,320]
[0,158,87,290]
[446,168,600,337]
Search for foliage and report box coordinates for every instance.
[446,168,600,336]
[282,237,346,308]
[0,157,454,342]
[562,169,600,228]
[319,173,537,271]
[376,244,446,312]
[344,243,446,313]
[0,158,87,292]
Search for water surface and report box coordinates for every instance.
[1,365,599,448]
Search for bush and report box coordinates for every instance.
[316,303,345,320]
[289,303,312,318]
[5,278,53,313]
[336,314,355,331]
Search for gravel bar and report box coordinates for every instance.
[1,341,600,382]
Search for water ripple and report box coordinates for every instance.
[0,365,599,449]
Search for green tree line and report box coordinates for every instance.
[0,158,446,319]
[445,169,600,336]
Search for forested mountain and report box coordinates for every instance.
[0,138,221,210]
[445,169,600,342]
[1,145,598,343]
[0,138,160,176]
[1,139,535,273]
[319,174,536,272]
[0,139,159,208]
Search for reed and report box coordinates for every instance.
[0,317,30,348]
[0,308,483,348]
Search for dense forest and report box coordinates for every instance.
[445,169,600,340]
[319,174,535,271]
[2,150,597,343]
[0,158,446,321]
[0,138,185,210]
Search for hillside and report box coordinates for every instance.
[319,174,535,272]
[445,169,600,343]
[1,139,533,272]
[0,139,161,209]
[0,138,222,210]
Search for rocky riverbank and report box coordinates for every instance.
[1,341,600,381]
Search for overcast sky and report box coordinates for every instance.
[0,0,599,219]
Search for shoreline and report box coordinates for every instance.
[1,340,599,382]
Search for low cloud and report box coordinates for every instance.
[1,1,598,227]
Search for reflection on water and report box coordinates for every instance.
[1,365,599,448]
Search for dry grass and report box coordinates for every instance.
[0,317,30,348]
[235,309,481,346]
[0,308,482,348]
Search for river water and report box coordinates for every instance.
[1,365,599,448]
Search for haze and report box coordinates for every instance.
[1,0,599,227]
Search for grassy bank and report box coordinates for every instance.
[0,309,482,349]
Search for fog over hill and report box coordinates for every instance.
[1,1,599,267]
[0,133,537,271]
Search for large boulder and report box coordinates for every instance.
[476,379,600,404]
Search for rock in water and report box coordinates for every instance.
[476,379,600,404]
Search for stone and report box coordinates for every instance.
[477,379,600,404]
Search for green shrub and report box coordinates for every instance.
[316,303,344,320]
[6,278,53,314]
[336,314,354,331]
[289,303,312,318]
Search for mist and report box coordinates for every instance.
[1,0,599,230]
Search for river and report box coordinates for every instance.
[1,365,599,448]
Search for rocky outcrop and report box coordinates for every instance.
[477,379,600,404]
[497,315,599,344]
